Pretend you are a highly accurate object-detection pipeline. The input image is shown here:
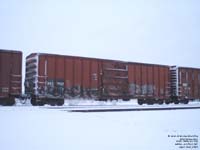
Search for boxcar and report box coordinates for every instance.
[0,49,22,105]
[25,52,200,105]
[170,66,200,103]
[25,53,129,105]
[128,62,170,104]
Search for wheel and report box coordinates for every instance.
[38,101,44,106]
[165,100,170,104]
[50,100,57,106]
[31,98,37,106]
[123,99,130,101]
[146,99,154,105]
[57,99,64,106]
[158,99,164,105]
[183,99,189,104]
[174,100,179,104]
[1,98,7,106]
[2,98,15,106]
[138,99,143,105]
[8,98,15,106]
[99,98,107,101]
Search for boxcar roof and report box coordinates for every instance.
[0,49,22,54]
[178,66,200,71]
[27,52,170,67]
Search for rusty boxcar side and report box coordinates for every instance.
[25,52,200,106]
[37,54,100,99]
[25,53,130,105]
[128,62,170,104]
[0,49,22,105]
[100,60,129,100]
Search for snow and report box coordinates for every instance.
[0,101,200,150]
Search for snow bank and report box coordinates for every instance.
[0,106,199,150]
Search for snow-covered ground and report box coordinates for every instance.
[0,100,200,150]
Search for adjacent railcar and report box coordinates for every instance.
[0,49,22,105]
[128,63,170,104]
[170,66,200,103]
[25,53,129,105]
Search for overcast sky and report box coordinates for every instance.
[0,0,200,68]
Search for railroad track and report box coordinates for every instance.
[44,104,200,112]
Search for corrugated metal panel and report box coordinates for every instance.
[178,67,200,99]
[82,59,90,88]
[100,61,129,99]
[25,54,100,98]
[0,50,22,98]
[64,58,74,89]
[26,53,131,100]
[128,63,170,99]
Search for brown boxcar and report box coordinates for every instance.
[25,52,200,105]
[128,62,170,104]
[170,66,200,103]
[25,53,129,105]
[0,49,22,105]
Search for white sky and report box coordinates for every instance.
[0,0,200,68]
